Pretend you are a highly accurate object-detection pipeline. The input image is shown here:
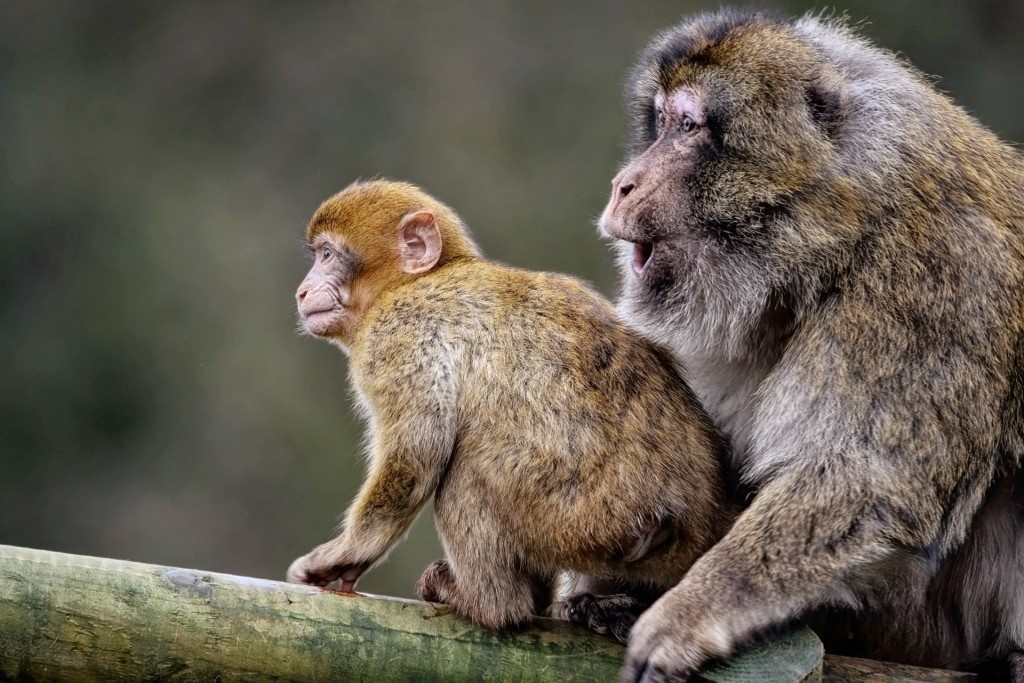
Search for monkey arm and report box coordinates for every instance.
[287,407,456,591]
[623,465,898,667]
[286,323,462,591]
[339,332,461,560]
[620,461,947,682]
[341,419,454,560]
[621,309,1006,681]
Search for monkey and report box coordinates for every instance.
[591,8,1024,682]
[284,179,736,636]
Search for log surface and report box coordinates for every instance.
[823,655,976,682]
[0,544,823,682]
[0,544,967,682]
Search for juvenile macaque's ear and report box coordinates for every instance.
[398,210,443,274]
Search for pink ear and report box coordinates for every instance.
[398,211,443,274]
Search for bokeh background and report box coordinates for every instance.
[2,1,1022,598]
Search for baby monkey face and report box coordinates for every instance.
[296,236,360,339]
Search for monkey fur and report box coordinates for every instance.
[599,9,1024,681]
[286,179,735,633]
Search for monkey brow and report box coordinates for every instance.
[306,238,360,269]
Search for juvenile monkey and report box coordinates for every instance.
[598,9,1024,681]
[286,180,734,634]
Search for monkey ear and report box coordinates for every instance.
[398,210,443,274]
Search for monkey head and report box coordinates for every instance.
[296,180,479,347]
[600,12,850,353]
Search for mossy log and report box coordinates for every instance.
[0,545,967,682]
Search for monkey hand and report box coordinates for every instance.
[285,546,368,593]
[620,584,732,683]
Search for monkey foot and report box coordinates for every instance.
[558,592,648,644]
[416,559,455,604]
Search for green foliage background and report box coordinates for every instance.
[1,1,1021,597]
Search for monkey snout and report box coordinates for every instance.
[600,166,649,241]
[610,168,641,210]
[297,288,340,318]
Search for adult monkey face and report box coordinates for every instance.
[600,87,716,282]
[599,13,846,351]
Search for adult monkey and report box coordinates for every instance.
[597,9,1024,682]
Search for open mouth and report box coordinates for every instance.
[631,241,655,276]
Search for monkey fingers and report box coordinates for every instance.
[286,552,367,591]
[559,593,647,645]
[619,584,731,683]
[285,554,320,585]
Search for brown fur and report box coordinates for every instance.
[286,180,735,631]
[602,10,1024,681]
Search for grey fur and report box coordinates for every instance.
[609,10,1024,678]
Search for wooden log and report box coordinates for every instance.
[1,544,974,682]
[823,655,976,682]
[0,544,824,682]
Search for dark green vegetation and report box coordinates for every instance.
[1,2,1021,599]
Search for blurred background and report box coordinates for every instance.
[1,1,1022,598]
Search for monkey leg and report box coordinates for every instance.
[416,559,457,604]
[415,556,543,631]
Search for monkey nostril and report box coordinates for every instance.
[619,182,636,198]
[297,288,308,302]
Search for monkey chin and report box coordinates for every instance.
[300,308,349,338]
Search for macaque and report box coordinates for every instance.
[602,9,1024,681]
[286,179,734,633]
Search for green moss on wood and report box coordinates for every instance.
[13,543,966,683]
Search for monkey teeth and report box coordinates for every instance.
[632,242,654,275]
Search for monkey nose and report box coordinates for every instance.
[296,286,308,303]
[610,171,640,209]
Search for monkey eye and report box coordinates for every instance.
[681,115,698,133]
[656,109,667,132]
[321,246,333,261]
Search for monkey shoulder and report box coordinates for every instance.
[745,243,1024,488]
[348,277,473,411]
[508,269,709,425]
